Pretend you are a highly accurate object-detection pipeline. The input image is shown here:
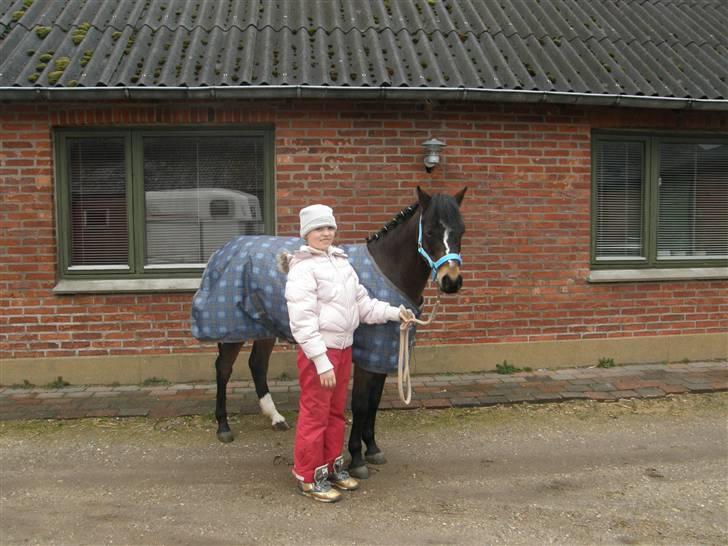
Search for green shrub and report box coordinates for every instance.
[597,357,616,368]
[495,361,532,374]
[45,376,70,389]
[142,377,171,386]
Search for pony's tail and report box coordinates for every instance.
[276,250,293,274]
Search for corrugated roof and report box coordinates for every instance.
[1,0,726,108]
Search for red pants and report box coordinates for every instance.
[293,346,352,483]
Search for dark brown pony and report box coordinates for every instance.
[212,186,466,479]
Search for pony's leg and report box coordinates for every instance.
[363,372,388,465]
[249,338,289,431]
[215,342,243,443]
[348,365,379,479]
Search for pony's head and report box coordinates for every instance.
[417,186,467,294]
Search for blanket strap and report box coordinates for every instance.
[398,296,440,404]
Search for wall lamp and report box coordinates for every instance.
[422,138,446,173]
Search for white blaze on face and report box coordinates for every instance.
[441,221,457,264]
[436,221,460,283]
[442,225,451,256]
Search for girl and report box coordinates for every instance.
[283,204,410,503]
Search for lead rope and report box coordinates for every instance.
[398,296,440,404]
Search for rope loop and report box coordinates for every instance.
[397,297,440,404]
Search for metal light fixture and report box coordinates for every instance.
[422,138,446,173]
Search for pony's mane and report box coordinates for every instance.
[365,203,420,243]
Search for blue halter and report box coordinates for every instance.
[417,214,463,281]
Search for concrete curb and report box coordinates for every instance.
[1,361,726,421]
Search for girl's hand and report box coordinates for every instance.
[320,370,336,389]
[399,305,415,323]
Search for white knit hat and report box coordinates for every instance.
[299,204,337,238]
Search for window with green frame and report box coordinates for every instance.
[55,128,274,278]
[592,133,728,268]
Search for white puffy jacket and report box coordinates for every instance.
[283,245,400,374]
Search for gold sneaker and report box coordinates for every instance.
[297,480,342,503]
[328,456,360,491]
[297,464,342,503]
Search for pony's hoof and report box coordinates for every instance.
[217,430,234,443]
[348,465,369,480]
[366,452,387,465]
[272,420,290,431]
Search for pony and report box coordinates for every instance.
[192,186,466,479]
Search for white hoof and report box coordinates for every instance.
[272,420,290,431]
[260,393,288,431]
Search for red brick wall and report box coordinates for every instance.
[1,100,726,359]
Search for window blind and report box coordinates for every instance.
[594,141,644,259]
[68,138,128,267]
[658,143,728,259]
[143,136,265,266]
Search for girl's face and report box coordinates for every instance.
[306,226,336,251]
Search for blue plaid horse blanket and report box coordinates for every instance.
[191,236,419,374]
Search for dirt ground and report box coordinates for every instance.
[1,394,727,546]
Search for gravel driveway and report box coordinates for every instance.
[1,394,726,545]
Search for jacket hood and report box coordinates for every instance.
[277,245,347,274]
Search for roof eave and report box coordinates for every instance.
[0,86,726,110]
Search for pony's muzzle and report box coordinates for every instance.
[437,263,463,294]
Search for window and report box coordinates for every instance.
[592,134,727,268]
[55,129,274,279]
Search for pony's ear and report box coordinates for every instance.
[416,186,432,210]
[454,187,467,207]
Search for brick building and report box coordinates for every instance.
[1,0,726,385]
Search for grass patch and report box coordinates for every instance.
[142,377,171,386]
[44,376,70,389]
[597,357,616,368]
[495,361,533,375]
[10,379,35,389]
